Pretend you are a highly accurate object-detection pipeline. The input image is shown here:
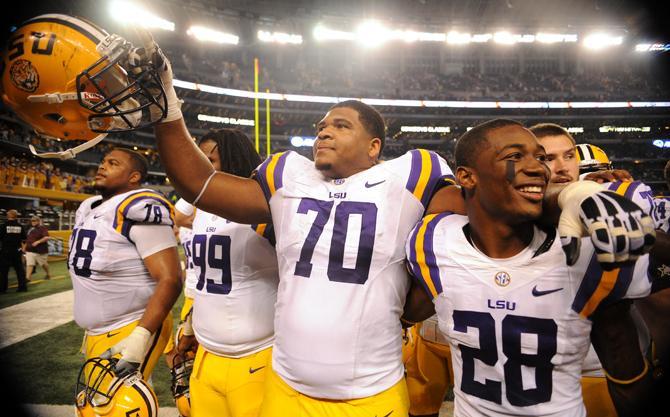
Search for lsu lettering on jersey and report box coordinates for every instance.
[255,149,454,399]
[69,189,175,335]
[178,226,197,298]
[407,213,652,417]
[190,208,278,358]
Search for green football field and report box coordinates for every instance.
[0,259,185,406]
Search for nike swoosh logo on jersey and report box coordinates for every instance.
[365,180,386,188]
[531,286,563,297]
[249,366,266,374]
[375,411,393,417]
[93,214,103,219]
[106,331,121,338]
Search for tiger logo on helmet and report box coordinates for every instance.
[0,14,167,159]
[576,143,613,174]
[75,357,158,417]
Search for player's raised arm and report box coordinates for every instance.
[127,30,270,224]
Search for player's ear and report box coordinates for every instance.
[128,170,142,185]
[368,137,382,161]
[456,166,476,192]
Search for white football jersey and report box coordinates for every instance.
[255,149,454,399]
[651,196,669,233]
[407,213,652,417]
[178,226,197,298]
[190,208,279,358]
[69,189,176,335]
[603,180,664,229]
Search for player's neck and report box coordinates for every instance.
[100,184,141,202]
[467,210,535,258]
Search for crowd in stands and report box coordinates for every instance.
[166,45,667,102]
[0,154,94,194]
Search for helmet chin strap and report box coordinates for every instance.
[29,132,107,160]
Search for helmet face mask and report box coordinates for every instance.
[171,354,194,417]
[75,357,158,417]
[76,34,167,134]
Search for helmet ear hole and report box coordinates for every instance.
[43,113,65,123]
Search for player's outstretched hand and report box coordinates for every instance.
[583,169,633,184]
[122,28,182,123]
[100,326,151,378]
[558,181,655,270]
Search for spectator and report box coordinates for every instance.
[24,215,51,282]
[0,209,27,292]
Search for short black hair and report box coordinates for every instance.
[329,100,386,155]
[111,147,148,183]
[455,119,523,167]
[528,123,575,146]
[198,129,262,178]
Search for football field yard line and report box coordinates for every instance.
[0,290,74,349]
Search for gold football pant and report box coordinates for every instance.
[403,325,454,416]
[581,376,617,417]
[83,316,173,380]
[258,367,409,417]
[190,346,272,417]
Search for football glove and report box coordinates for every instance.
[558,181,656,269]
[100,326,151,378]
[124,29,182,123]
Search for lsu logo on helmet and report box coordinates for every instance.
[9,58,39,92]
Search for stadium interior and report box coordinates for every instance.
[0,1,669,415]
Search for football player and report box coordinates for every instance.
[69,147,182,379]
[162,208,197,417]
[406,119,654,417]
[173,128,279,417]
[531,124,670,415]
[128,33,457,416]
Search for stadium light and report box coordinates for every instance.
[356,20,389,47]
[494,31,518,45]
[401,126,450,133]
[198,114,254,126]
[536,33,578,43]
[446,31,471,44]
[291,136,315,147]
[583,33,623,50]
[313,24,355,41]
[258,30,303,44]
[187,25,239,45]
[109,0,175,31]
[471,33,493,43]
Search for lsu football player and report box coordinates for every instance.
[125,31,458,415]
[0,14,167,159]
[406,120,655,417]
[174,128,279,417]
[536,128,670,414]
[162,208,197,417]
[69,147,182,380]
